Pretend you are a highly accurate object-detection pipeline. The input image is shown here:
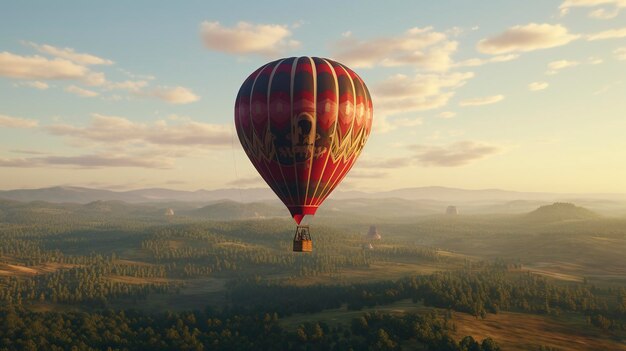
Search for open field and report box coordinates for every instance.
[0,262,78,276]
[523,262,585,282]
[280,299,432,329]
[284,261,450,286]
[107,275,173,285]
[451,311,626,351]
[281,300,626,351]
[108,277,228,311]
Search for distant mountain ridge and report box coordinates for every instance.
[0,194,622,221]
[1,185,625,205]
[0,186,276,204]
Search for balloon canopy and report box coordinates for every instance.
[234,57,373,224]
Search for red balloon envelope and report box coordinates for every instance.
[234,57,373,224]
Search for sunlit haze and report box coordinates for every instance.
[2,1,626,193]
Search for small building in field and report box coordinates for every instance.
[367,225,381,240]
[446,206,458,215]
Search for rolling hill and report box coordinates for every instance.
[2,186,626,217]
[526,202,600,222]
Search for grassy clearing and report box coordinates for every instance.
[280,299,626,351]
[109,277,229,312]
[451,311,626,351]
[107,275,172,285]
[0,262,77,276]
[114,259,156,267]
[283,261,449,287]
[280,299,431,330]
[523,263,585,283]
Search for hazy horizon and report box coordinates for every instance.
[4,183,626,196]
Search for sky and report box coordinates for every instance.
[1,0,626,193]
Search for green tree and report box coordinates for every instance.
[374,329,396,351]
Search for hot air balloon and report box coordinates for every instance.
[234,57,373,252]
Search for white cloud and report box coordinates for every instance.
[374,72,474,119]
[439,111,457,119]
[0,114,39,128]
[546,60,580,75]
[446,26,466,37]
[588,57,604,64]
[99,78,194,104]
[83,72,107,86]
[546,59,580,74]
[200,21,299,56]
[44,154,173,169]
[19,81,49,90]
[145,86,200,104]
[549,59,580,69]
[459,95,504,107]
[118,69,155,81]
[561,0,626,8]
[587,27,626,40]
[357,140,501,168]
[364,115,422,133]
[477,23,580,54]
[0,158,36,167]
[105,80,148,91]
[559,0,626,16]
[375,72,472,99]
[2,46,197,104]
[332,26,458,71]
[454,54,519,67]
[0,51,111,90]
[559,0,626,19]
[615,47,626,60]
[559,7,571,16]
[371,116,395,134]
[47,113,230,148]
[412,141,501,167]
[588,7,621,18]
[26,42,113,65]
[0,51,89,80]
[371,72,473,132]
[445,26,480,37]
[65,85,99,97]
[0,153,173,169]
[6,114,232,170]
[546,58,604,74]
[528,81,549,91]
[9,149,48,155]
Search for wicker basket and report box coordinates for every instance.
[293,225,313,252]
[293,239,313,252]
